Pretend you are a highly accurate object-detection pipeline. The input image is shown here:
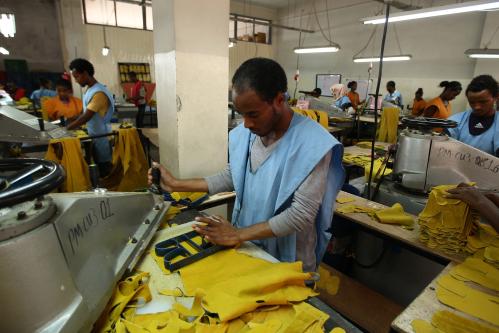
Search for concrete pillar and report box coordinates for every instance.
[55,0,89,99]
[152,0,229,178]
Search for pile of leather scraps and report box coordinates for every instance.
[342,153,372,167]
[336,202,413,228]
[412,310,499,333]
[465,223,499,268]
[418,185,478,254]
[412,257,499,333]
[94,249,345,333]
[364,159,393,182]
[355,141,386,150]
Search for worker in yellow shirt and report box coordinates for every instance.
[43,75,83,121]
[411,88,426,116]
[424,81,462,119]
[67,58,115,177]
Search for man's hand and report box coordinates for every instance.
[147,162,177,192]
[445,183,485,207]
[193,215,241,247]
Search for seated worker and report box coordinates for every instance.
[331,83,353,111]
[346,81,363,110]
[303,88,333,112]
[149,58,345,272]
[424,80,462,119]
[446,184,499,232]
[446,75,498,156]
[411,88,426,116]
[5,82,26,101]
[67,58,115,177]
[43,75,83,121]
[126,71,147,128]
[30,78,56,109]
[383,80,403,108]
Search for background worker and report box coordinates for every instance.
[423,81,462,119]
[384,80,403,108]
[43,74,82,121]
[347,81,363,110]
[67,58,115,177]
[30,78,56,109]
[446,75,498,156]
[331,83,353,111]
[127,71,147,128]
[411,88,426,116]
[149,58,345,272]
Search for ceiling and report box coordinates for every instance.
[232,0,296,9]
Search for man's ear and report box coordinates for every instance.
[273,92,285,108]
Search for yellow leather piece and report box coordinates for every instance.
[411,319,443,333]
[342,153,372,167]
[160,288,184,297]
[432,310,499,333]
[436,274,499,326]
[418,185,476,254]
[374,203,414,226]
[330,328,346,333]
[377,107,400,143]
[173,292,204,317]
[335,196,356,204]
[178,249,316,321]
[450,257,499,291]
[355,141,386,150]
[364,158,393,182]
[94,272,150,332]
[101,128,149,191]
[316,266,340,296]
[45,137,90,192]
[485,246,499,262]
[293,108,329,129]
[335,204,378,215]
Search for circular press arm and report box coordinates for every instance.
[401,117,458,130]
[0,158,65,208]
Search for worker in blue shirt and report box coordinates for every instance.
[384,80,403,108]
[30,78,56,109]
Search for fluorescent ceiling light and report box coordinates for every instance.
[465,48,499,58]
[362,0,499,24]
[0,13,15,38]
[294,44,340,54]
[0,46,9,55]
[101,46,110,56]
[353,55,412,63]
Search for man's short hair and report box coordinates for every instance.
[466,75,498,97]
[69,58,95,77]
[387,80,396,88]
[232,58,288,103]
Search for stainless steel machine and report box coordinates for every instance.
[0,105,72,143]
[372,117,499,214]
[0,158,169,333]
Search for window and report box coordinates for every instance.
[230,14,271,45]
[82,0,152,31]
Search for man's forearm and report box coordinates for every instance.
[237,221,275,242]
[171,178,210,192]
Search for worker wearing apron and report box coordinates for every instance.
[424,80,462,119]
[447,75,498,157]
[67,58,115,177]
[150,58,345,272]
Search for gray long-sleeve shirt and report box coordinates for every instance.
[205,133,332,271]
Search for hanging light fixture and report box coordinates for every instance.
[353,55,412,62]
[465,48,499,58]
[102,26,110,56]
[293,0,341,54]
[0,46,9,55]
[362,0,499,25]
[294,43,340,54]
[0,12,15,38]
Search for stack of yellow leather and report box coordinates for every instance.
[465,223,499,268]
[356,141,386,150]
[337,202,413,227]
[418,185,477,254]
[377,107,400,144]
[342,153,372,167]
[364,158,393,181]
[412,310,499,333]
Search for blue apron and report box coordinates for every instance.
[229,113,345,266]
[83,83,114,163]
[448,110,499,156]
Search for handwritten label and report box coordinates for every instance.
[435,147,499,174]
[67,198,115,255]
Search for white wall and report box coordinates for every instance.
[473,11,499,77]
[274,0,496,112]
[84,25,155,99]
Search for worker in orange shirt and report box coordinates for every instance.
[423,81,462,119]
[411,88,426,116]
[347,81,363,110]
[43,75,83,121]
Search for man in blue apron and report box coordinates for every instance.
[447,75,498,157]
[149,58,344,271]
[67,58,115,176]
